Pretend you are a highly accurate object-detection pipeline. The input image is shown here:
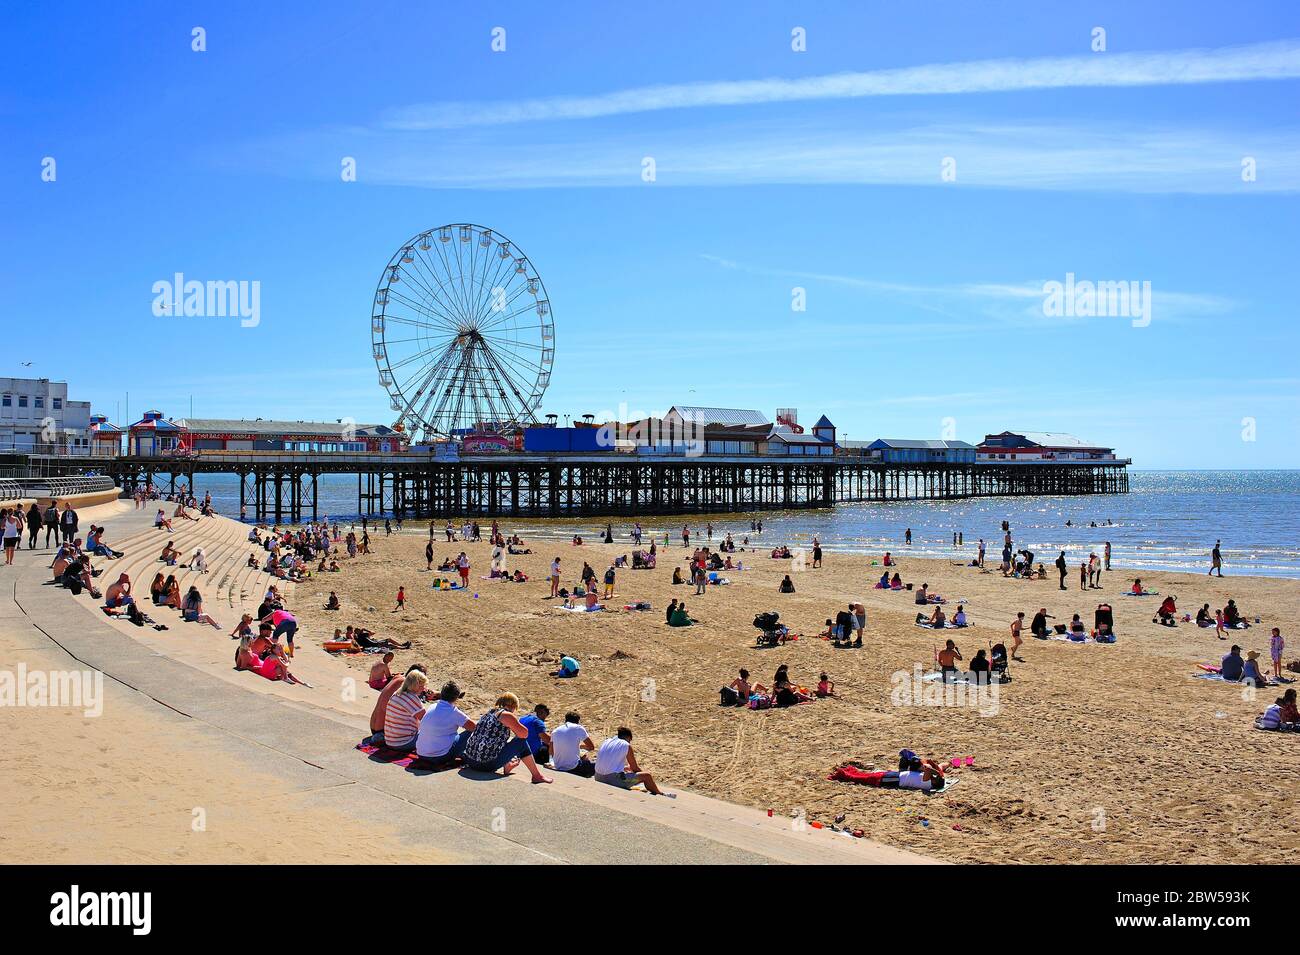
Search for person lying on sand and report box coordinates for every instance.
[345,625,411,651]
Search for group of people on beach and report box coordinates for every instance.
[721,663,832,708]
[367,668,667,794]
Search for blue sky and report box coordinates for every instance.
[2,0,1298,467]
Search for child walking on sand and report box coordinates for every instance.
[393,586,405,612]
[1271,627,1285,679]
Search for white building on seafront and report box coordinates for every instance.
[0,377,93,455]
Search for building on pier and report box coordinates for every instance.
[855,438,977,464]
[128,414,408,455]
[977,431,1118,463]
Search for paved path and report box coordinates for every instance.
[0,502,936,865]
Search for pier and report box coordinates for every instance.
[15,451,1135,523]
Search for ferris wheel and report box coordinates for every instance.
[371,224,554,440]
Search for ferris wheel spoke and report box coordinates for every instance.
[478,298,545,335]
[479,337,547,378]
[475,281,536,331]
[472,254,524,327]
[379,312,460,338]
[477,337,538,404]
[407,244,463,326]
[432,239,473,321]
[388,342,453,375]
[404,343,465,427]
[478,333,545,352]
[399,259,470,329]
[385,286,464,333]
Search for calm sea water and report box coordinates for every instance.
[184,470,1300,579]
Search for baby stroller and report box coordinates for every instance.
[988,643,1012,683]
[752,611,788,647]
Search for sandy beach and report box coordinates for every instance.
[295,520,1300,864]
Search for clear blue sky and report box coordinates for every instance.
[2,1,1297,467]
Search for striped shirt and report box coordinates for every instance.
[383,692,426,746]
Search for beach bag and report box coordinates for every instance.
[720,686,741,707]
[898,749,922,772]
[748,694,772,710]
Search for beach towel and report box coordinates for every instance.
[1121,591,1159,597]
[915,621,966,630]
[1047,633,1103,643]
[557,604,604,613]
[355,741,461,771]
[355,741,419,767]
[1193,672,1236,682]
[921,671,974,685]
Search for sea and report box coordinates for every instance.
[182,470,1300,579]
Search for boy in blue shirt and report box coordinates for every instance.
[518,703,552,764]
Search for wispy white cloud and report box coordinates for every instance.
[248,119,1300,194]
[698,254,1239,326]
[383,40,1300,129]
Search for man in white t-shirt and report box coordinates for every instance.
[415,681,476,764]
[548,712,596,777]
[593,727,664,794]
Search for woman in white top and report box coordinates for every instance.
[2,509,21,565]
